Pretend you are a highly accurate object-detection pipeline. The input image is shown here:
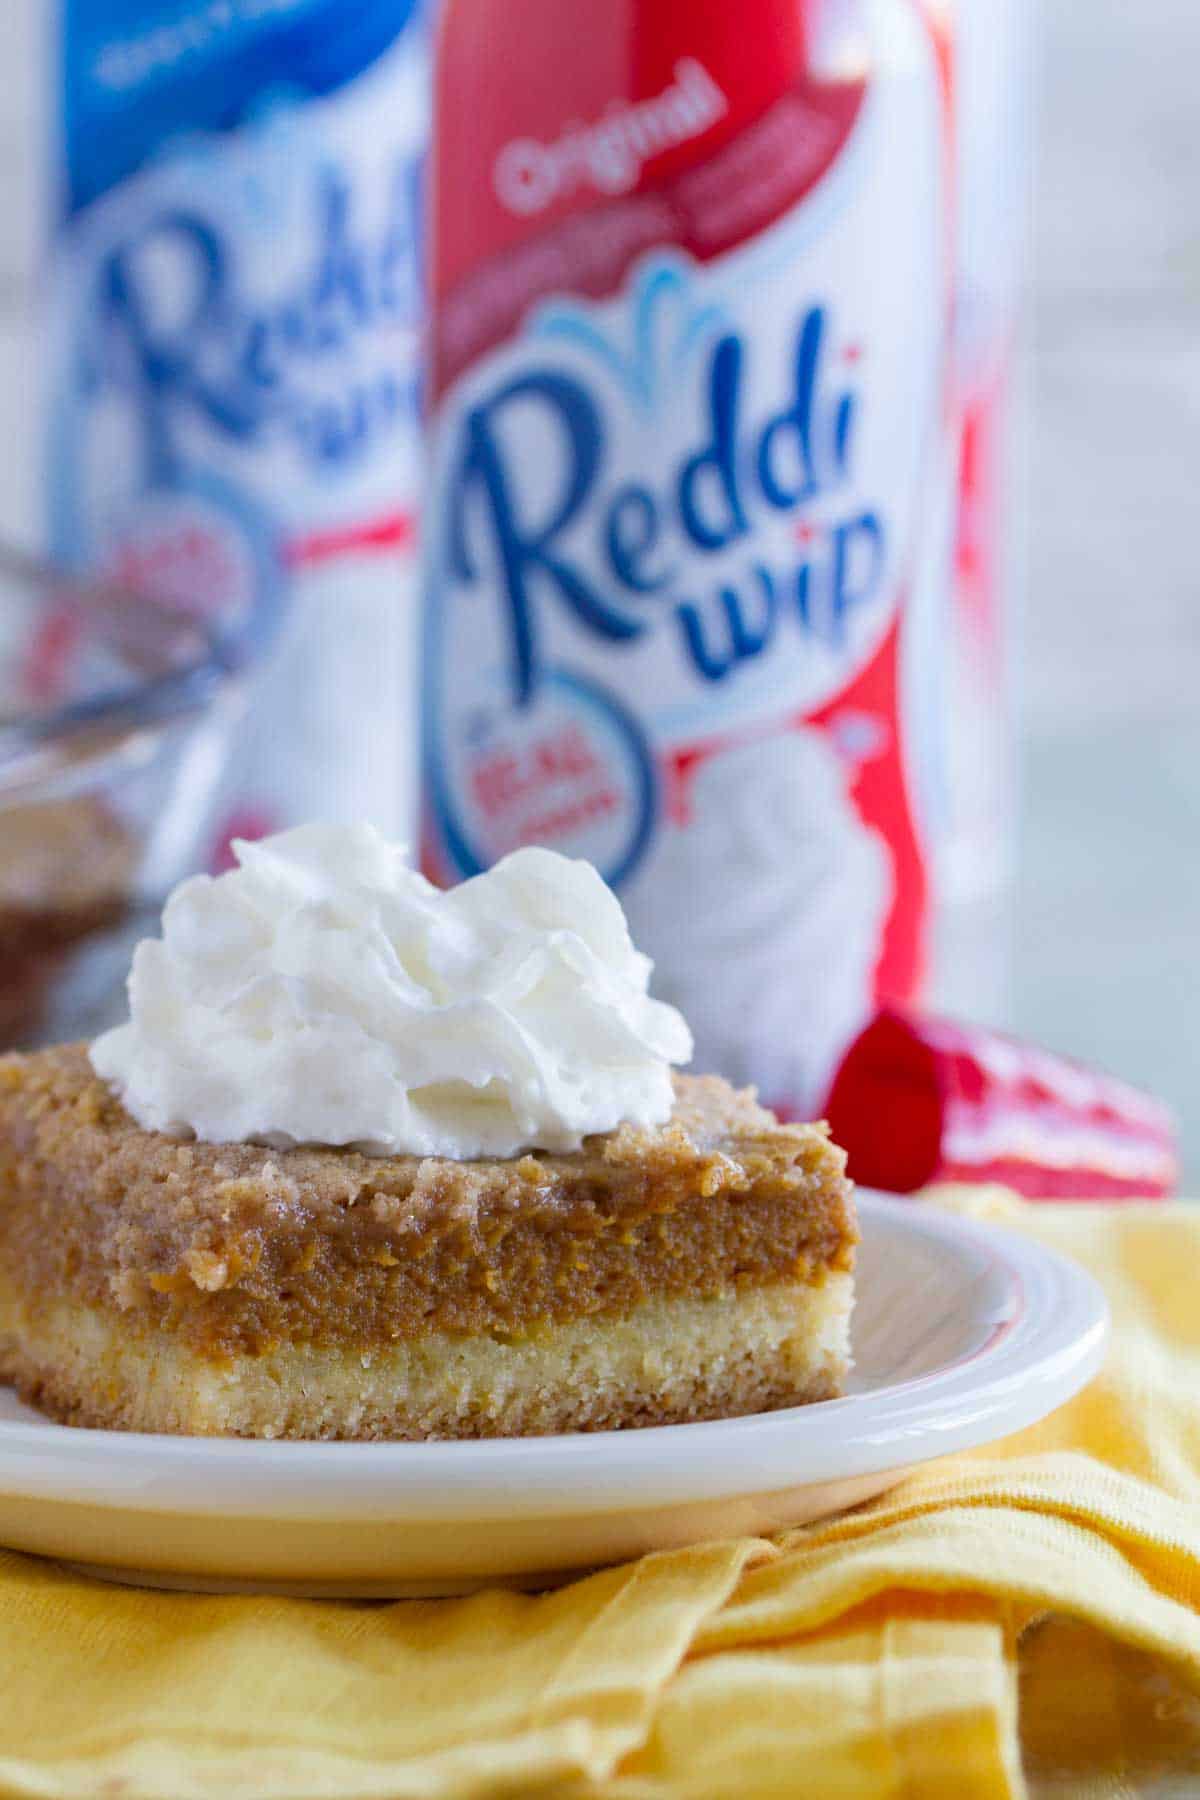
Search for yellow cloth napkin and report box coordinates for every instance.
[1,1199,1198,1800]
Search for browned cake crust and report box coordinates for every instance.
[0,1046,855,1353]
[0,1046,856,1438]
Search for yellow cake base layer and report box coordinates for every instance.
[0,1272,853,1440]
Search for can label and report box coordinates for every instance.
[424,0,949,1110]
[49,0,429,849]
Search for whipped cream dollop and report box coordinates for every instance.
[623,730,891,1114]
[90,824,692,1159]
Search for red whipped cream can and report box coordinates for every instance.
[421,0,986,1120]
[826,1009,1179,1199]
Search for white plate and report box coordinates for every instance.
[0,1195,1108,1596]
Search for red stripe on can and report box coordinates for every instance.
[283,511,415,569]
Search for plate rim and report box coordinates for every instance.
[0,1195,1109,1519]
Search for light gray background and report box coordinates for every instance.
[1014,0,1199,1179]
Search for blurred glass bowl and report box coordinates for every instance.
[0,543,246,1048]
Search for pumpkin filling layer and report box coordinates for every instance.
[0,1046,857,1439]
